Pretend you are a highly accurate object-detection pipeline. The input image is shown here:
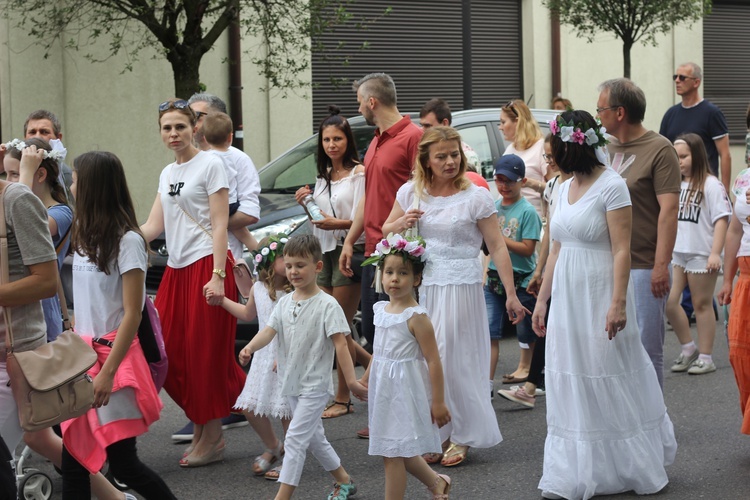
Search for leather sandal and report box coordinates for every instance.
[264,464,282,481]
[322,400,354,419]
[440,443,469,467]
[252,441,284,476]
[428,473,452,499]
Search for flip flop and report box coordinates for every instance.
[501,374,528,384]
[440,443,469,467]
[321,400,354,419]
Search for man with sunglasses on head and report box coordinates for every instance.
[165,93,260,444]
[660,62,732,193]
[597,78,681,390]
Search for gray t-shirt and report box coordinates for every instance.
[267,291,350,397]
[0,183,57,354]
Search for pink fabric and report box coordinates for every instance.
[61,331,163,473]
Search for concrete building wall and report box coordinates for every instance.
[0,14,311,220]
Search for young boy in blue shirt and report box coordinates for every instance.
[485,154,542,394]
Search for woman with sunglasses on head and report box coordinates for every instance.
[60,151,176,500]
[141,99,246,468]
[498,100,550,218]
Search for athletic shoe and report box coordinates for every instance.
[497,386,535,408]
[171,414,248,442]
[221,413,249,430]
[328,479,357,499]
[171,422,194,443]
[670,350,699,372]
[509,385,545,396]
[687,359,716,375]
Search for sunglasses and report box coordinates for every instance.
[158,100,191,112]
[673,74,697,82]
[504,100,518,116]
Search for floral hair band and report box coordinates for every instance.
[548,116,609,149]
[2,138,67,163]
[252,233,289,273]
[362,233,428,267]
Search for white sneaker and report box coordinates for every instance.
[509,385,545,396]
[687,359,716,375]
[670,350,699,372]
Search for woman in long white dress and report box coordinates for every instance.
[532,110,677,499]
[382,126,527,467]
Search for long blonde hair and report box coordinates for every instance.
[412,126,470,199]
[502,99,542,151]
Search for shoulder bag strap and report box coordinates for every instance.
[0,183,14,353]
[171,196,235,265]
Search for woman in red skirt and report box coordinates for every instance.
[141,99,245,467]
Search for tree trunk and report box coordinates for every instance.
[170,55,203,99]
[622,40,633,79]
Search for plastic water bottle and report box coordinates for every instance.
[303,194,325,221]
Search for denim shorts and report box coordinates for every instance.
[484,285,537,343]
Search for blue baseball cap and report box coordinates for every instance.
[493,154,526,182]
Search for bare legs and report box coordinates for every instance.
[245,410,290,470]
[384,456,449,499]
[666,267,718,360]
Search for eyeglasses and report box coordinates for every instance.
[158,100,190,112]
[673,74,697,82]
[596,105,621,113]
[542,153,553,163]
[494,176,521,186]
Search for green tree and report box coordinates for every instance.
[544,0,712,78]
[2,0,379,98]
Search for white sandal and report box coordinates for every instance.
[252,441,284,476]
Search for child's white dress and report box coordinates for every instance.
[368,302,442,458]
[233,286,292,419]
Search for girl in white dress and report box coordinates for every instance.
[215,235,292,478]
[382,126,527,467]
[360,234,451,499]
[532,111,677,500]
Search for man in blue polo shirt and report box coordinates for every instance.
[660,62,732,193]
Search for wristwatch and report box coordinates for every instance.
[212,268,226,279]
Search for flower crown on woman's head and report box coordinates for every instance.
[548,115,609,149]
[362,233,428,267]
[252,233,289,273]
[2,138,67,163]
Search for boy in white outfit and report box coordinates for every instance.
[239,233,367,500]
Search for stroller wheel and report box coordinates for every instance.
[18,469,53,500]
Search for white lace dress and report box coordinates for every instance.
[539,168,677,499]
[395,182,502,448]
[233,286,292,419]
[368,302,442,458]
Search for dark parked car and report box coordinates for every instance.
[63,108,555,348]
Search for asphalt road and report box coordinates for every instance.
[17,301,749,499]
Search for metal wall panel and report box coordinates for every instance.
[703,1,750,144]
[311,0,522,130]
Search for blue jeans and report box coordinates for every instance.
[484,285,536,344]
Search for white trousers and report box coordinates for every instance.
[279,393,341,487]
[0,362,23,456]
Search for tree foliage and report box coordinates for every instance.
[544,0,712,78]
[1,0,379,97]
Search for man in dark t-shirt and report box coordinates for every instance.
[659,62,732,193]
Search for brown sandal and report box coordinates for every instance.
[321,400,354,419]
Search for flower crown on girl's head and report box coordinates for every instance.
[362,233,428,268]
[2,138,67,163]
[252,233,289,273]
[548,115,609,149]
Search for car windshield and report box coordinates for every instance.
[259,125,376,193]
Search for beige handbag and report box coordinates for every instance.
[1,184,97,432]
